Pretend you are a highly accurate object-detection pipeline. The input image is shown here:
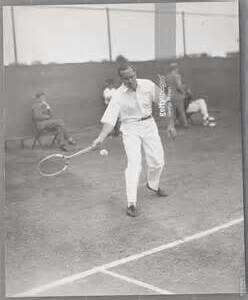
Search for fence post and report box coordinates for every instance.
[11,6,18,64]
[182,11,187,57]
[239,0,248,292]
[106,8,112,62]
[0,4,6,300]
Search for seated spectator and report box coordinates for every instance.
[102,79,120,136]
[32,92,77,151]
[103,79,116,105]
[166,62,189,129]
[184,88,216,127]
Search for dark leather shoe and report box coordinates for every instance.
[156,187,168,197]
[59,144,68,152]
[68,138,77,146]
[126,205,138,217]
[146,183,168,197]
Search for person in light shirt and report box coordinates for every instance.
[183,87,216,126]
[166,62,189,128]
[103,79,116,106]
[92,63,176,217]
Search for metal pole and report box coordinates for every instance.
[106,8,112,62]
[182,11,186,57]
[0,5,6,299]
[11,6,18,64]
[239,0,248,292]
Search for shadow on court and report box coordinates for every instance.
[5,110,245,296]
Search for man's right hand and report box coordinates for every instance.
[91,123,114,150]
[91,137,103,150]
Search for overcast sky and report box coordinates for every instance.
[3,1,239,65]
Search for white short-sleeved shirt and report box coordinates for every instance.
[101,79,163,126]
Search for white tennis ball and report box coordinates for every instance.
[100,149,108,156]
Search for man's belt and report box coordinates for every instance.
[139,115,152,121]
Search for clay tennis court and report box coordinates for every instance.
[5,108,245,297]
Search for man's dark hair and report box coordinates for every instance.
[118,63,136,77]
[169,62,179,71]
[105,78,114,86]
[35,92,45,99]
[116,55,128,65]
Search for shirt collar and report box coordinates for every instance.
[121,84,129,93]
[121,79,140,93]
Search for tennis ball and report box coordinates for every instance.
[100,149,108,156]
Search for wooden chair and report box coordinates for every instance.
[31,117,59,150]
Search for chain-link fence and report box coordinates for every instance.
[3,3,239,65]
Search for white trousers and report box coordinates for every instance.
[121,118,164,205]
[186,98,209,120]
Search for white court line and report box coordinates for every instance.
[13,217,243,297]
[101,269,174,295]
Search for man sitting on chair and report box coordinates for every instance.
[184,88,216,127]
[32,92,76,151]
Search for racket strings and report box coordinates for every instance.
[38,145,93,176]
[39,155,68,176]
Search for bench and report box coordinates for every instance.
[5,130,59,150]
[5,136,31,150]
[31,126,59,149]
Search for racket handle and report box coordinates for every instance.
[68,145,94,159]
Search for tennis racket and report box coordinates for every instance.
[38,145,94,177]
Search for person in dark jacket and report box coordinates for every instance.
[32,92,76,151]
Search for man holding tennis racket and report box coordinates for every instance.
[92,63,176,217]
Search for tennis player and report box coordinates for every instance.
[92,63,176,217]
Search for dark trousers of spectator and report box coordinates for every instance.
[173,98,188,128]
[37,119,70,145]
